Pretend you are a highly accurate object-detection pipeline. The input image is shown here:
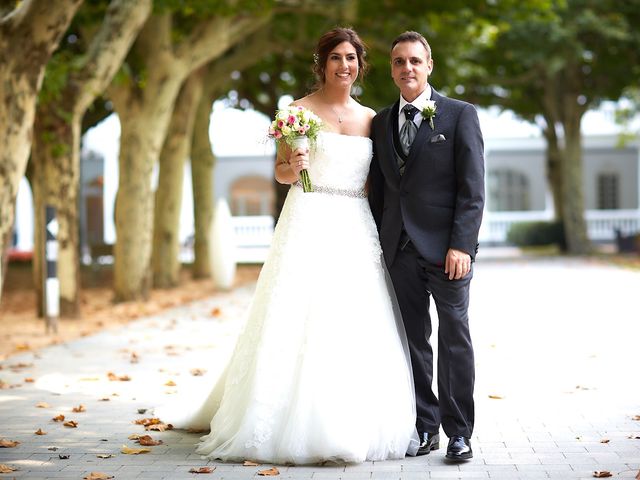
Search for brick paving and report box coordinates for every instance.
[1,255,639,479]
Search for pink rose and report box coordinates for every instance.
[277,120,284,128]
[298,128,305,134]
[274,130,283,139]
[288,115,296,125]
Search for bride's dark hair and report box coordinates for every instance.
[312,27,368,88]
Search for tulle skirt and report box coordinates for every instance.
[157,186,418,464]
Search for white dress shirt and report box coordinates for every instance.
[398,85,432,133]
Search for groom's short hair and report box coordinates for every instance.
[391,31,431,59]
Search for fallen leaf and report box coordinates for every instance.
[14,343,30,351]
[36,402,50,408]
[146,423,173,432]
[83,473,114,480]
[210,307,221,317]
[633,415,640,421]
[107,372,131,381]
[9,362,33,369]
[58,454,70,459]
[35,429,46,435]
[190,368,206,376]
[0,439,20,448]
[593,471,612,478]
[52,414,65,422]
[121,444,151,455]
[99,398,111,402]
[137,408,147,414]
[96,454,114,459]
[130,352,140,364]
[134,417,161,426]
[72,404,86,413]
[137,435,163,446]
[257,467,280,476]
[600,439,610,443]
[0,464,17,473]
[189,467,215,474]
[128,434,142,440]
[488,395,504,399]
[63,420,78,428]
[243,460,261,466]
[24,377,35,383]
[164,380,176,387]
[48,447,59,451]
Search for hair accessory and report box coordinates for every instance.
[313,53,319,64]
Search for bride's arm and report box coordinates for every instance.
[274,143,308,185]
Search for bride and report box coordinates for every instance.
[158,27,418,464]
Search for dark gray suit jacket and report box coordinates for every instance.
[368,89,485,267]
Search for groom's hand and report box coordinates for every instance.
[445,248,471,280]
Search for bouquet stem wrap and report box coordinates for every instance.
[291,136,313,192]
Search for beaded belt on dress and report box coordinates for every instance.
[293,181,366,198]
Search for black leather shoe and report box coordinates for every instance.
[416,432,440,456]
[445,436,472,460]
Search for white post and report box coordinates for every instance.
[210,198,237,290]
[44,205,59,333]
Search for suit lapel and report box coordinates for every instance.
[403,89,443,177]
[383,100,401,179]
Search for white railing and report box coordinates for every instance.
[232,215,274,263]
[479,209,640,243]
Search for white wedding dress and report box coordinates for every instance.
[159,131,418,464]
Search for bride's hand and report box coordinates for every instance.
[288,147,309,178]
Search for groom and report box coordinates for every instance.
[369,31,485,461]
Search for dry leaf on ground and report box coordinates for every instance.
[121,444,151,455]
[24,377,35,383]
[130,352,140,364]
[0,463,17,473]
[34,429,46,435]
[243,460,260,466]
[52,414,65,422]
[36,402,50,408]
[210,307,222,317]
[0,439,20,448]
[107,371,131,381]
[72,404,86,413]
[633,415,640,421]
[190,368,206,376]
[164,380,176,387]
[146,423,173,432]
[63,420,78,428]
[137,408,147,414]
[488,395,504,399]
[99,398,110,402]
[83,473,114,480]
[134,417,161,427]
[257,467,280,476]
[593,471,612,478]
[96,454,114,459]
[600,439,610,443]
[137,435,163,446]
[189,467,215,474]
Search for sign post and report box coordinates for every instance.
[44,206,59,334]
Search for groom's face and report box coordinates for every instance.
[391,41,433,102]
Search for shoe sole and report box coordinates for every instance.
[445,452,473,461]
[415,444,440,456]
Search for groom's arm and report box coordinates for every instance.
[368,116,384,232]
[450,103,485,260]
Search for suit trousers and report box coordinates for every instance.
[388,240,475,438]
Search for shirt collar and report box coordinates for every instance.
[398,85,432,115]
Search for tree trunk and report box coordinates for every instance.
[29,0,151,315]
[0,0,83,300]
[109,12,268,300]
[560,113,591,254]
[31,111,82,317]
[152,68,205,287]
[542,121,564,223]
[190,87,217,278]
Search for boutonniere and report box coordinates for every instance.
[421,100,437,130]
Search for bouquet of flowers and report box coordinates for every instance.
[268,105,322,192]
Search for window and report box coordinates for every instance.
[230,175,274,216]
[597,173,619,210]
[488,169,530,211]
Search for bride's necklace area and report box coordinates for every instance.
[330,104,347,123]
[318,89,350,124]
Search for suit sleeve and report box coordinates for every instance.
[368,117,384,232]
[451,103,485,260]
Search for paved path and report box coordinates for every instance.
[1,256,639,479]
